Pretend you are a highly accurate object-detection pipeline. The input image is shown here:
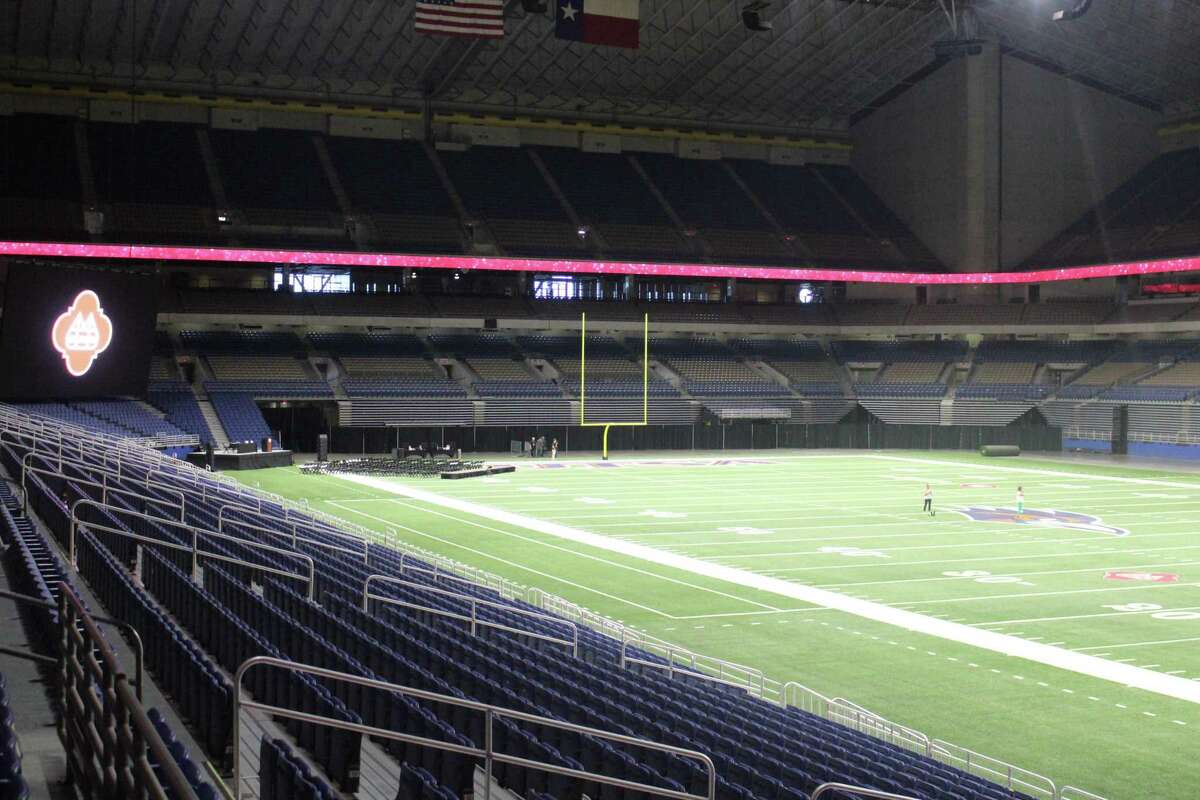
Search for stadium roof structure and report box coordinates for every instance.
[0,0,1198,132]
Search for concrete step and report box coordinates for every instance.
[196,397,230,448]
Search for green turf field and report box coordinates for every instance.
[238,450,1200,800]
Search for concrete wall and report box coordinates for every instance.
[1000,55,1161,268]
[853,49,1162,271]
[851,58,969,271]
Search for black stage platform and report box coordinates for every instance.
[186,450,293,471]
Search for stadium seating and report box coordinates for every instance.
[856,383,947,398]
[258,738,337,800]
[308,332,426,356]
[12,402,159,441]
[955,384,1051,401]
[209,394,273,443]
[341,378,468,399]
[147,389,216,444]
[181,330,304,354]
[833,341,968,363]
[0,477,216,800]
[1026,148,1200,268]
[0,405,1055,800]
[0,672,29,800]
[208,129,337,212]
[71,401,189,439]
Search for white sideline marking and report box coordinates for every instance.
[334,473,1200,706]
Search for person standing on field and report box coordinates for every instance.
[922,483,933,516]
[550,438,559,460]
[1016,485,1025,513]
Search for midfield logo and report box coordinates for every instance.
[51,290,113,377]
[954,506,1129,537]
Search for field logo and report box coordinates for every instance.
[954,506,1129,537]
[52,290,113,377]
[1105,571,1179,583]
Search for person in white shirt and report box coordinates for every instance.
[922,484,934,516]
[1016,486,1025,513]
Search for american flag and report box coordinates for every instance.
[415,0,505,38]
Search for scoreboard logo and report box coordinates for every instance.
[51,290,113,377]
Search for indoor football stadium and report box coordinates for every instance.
[1,2,1199,800]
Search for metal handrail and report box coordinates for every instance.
[57,582,198,800]
[0,587,145,701]
[783,680,833,716]
[22,450,189,517]
[233,656,716,800]
[70,499,317,601]
[22,460,186,522]
[929,739,1056,800]
[828,697,931,755]
[812,783,920,800]
[619,633,766,698]
[399,554,523,601]
[363,574,579,657]
[218,504,370,562]
[1060,786,1109,800]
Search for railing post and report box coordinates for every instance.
[192,528,200,583]
[470,599,478,636]
[484,709,494,800]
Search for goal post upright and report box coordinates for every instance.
[580,311,649,460]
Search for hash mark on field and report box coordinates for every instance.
[1143,711,1157,717]
[1173,720,1188,726]
[1062,689,1074,694]
[1116,704,1127,709]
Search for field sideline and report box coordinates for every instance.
[237,450,1200,800]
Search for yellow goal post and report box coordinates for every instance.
[579,312,649,460]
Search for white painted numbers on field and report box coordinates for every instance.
[943,570,1035,587]
[820,546,889,559]
[1103,602,1200,621]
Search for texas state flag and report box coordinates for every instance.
[556,0,640,49]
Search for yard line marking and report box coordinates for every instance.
[334,473,1200,706]
[1075,637,1200,652]
[815,560,1200,589]
[971,605,1200,627]
[351,499,788,613]
[770,544,1200,573]
[870,454,1200,490]
[890,582,1200,606]
[325,503,693,619]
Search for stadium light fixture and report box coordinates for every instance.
[742,1,772,32]
[1052,0,1093,21]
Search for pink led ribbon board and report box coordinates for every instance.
[2,240,1199,285]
